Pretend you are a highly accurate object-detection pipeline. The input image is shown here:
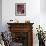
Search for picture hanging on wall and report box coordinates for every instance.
[15,3,26,16]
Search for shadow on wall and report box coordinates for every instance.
[0,0,2,32]
[40,0,46,14]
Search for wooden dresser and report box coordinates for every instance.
[7,23,34,46]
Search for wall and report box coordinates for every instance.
[2,0,46,46]
[40,0,46,31]
[0,0,2,32]
[2,0,40,30]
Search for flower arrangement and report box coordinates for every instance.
[36,25,45,42]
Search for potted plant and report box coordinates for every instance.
[36,25,45,46]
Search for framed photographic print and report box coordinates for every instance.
[15,3,26,16]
